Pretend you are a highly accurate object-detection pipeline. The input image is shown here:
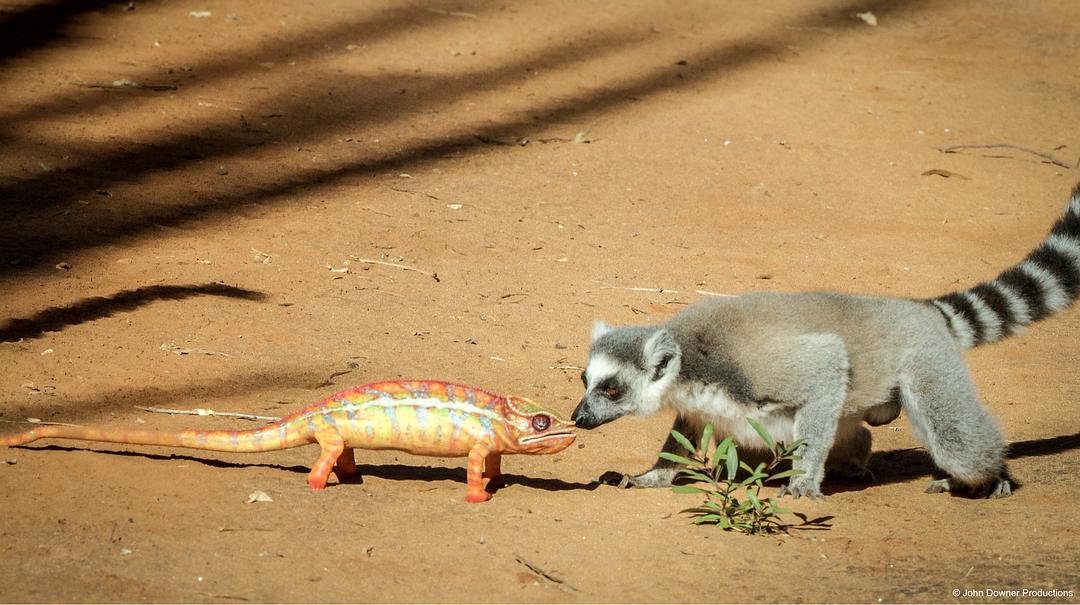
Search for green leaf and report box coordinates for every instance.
[746,417,775,449]
[765,468,803,481]
[676,470,715,484]
[699,423,714,453]
[658,452,699,467]
[672,485,711,495]
[715,436,734,458]
[725,442,739,481]
[746,488,762,511]
[766,500,791,515]
[670,429,696,454]
[737,473,766,489]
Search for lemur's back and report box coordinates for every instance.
[666,291,946,408]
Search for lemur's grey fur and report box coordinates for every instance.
[572,181,1080,499]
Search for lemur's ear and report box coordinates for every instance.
[591,320,613,341]
[643,329,680,381]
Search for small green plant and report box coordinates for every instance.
[659,419,805,535]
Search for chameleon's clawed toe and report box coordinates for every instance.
[464,490,493,503]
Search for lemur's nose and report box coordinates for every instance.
[570,400,598,429]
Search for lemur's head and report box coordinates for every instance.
[571,320,682,429]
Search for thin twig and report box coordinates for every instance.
[75,80,177,91]
[160,343,229,356]
[135,406,279,422]
[512,552,579,592]
[359,206,393,217]
[594,280,679,293]
[387,186,439,200]
[349,257,440,282]
[0,418,84,428]
[695,289,738,297]
[936,144,1072,169]
[424,7,477,18]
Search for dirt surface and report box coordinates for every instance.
[1,0,1079,602]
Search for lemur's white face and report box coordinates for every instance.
[571,323,681,429]
[573,354,643,429]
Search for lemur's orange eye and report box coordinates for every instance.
[604,385,619,399]
[531,415,551,431]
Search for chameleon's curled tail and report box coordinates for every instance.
[0,420,312,453]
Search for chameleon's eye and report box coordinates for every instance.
[604,385,619,399]
[531,415,551,431]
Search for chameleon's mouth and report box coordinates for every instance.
[518,430,576,445]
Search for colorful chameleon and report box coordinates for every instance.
[0,380,576,502]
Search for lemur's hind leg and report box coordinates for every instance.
[826,421,874,482]
[899,356,1011,498]
[598,414,704,488]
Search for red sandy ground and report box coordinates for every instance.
[0,0,1078,602]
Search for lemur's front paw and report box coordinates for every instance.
[595,471,634,488]
[594,468,677,489]
[777,476,824,500]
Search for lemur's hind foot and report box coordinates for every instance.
[925,477,1012,498]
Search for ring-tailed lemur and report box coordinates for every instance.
[572,181,1080,499]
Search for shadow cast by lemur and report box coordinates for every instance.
[825,431,1080,496]
[0,282,265,342]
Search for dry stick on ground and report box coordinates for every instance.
[349,257,440,282]
[0,419,84,428]
[135,406,280,422]
[594,281,679,293]
[594,281,736,297]
[387,186,439,200]
[75,80,178,91]
[936,144,1073,169]
[512,552,580,592]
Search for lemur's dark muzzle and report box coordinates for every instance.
[571,400,601,429]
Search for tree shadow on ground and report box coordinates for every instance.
[0,0,117,66]
[0,282,265,342]
[0,0,931,275]
[0,365,347,428]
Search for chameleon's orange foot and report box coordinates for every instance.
[304,473,328,492]
[464,490,492,503]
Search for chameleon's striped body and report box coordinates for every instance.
[0,380,576,502]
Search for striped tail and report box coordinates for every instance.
[928,181,1080,349]
[0,421,313,453]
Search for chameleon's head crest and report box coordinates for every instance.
[502,395,576,454]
